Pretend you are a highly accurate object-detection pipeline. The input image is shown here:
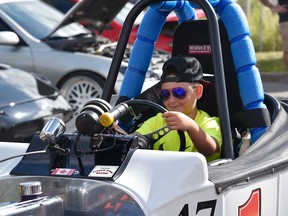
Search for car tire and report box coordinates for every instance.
[58,72,105,116]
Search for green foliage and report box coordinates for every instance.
[237,0,285,71]
[247,0,282,52]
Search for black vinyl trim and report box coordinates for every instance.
[231,108,271,128]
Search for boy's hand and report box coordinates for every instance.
[162,111,196,131]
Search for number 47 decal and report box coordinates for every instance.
[179,200,217,216]
[178,188,260,216]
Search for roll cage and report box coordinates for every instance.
[102,0,242,159]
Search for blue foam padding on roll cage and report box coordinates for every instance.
[216,0,268,143]
[119,0,197,98]
[120,0,268,144]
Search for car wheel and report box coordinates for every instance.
[59,73,105,116]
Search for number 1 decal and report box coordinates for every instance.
[238,188,261,216]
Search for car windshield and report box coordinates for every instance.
[114,2,144,25]
[0,1,91,39]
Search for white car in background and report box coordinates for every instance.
[0,0,161,115]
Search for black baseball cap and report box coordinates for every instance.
[161,56,203,83]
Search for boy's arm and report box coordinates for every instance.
[260,0,288,13]
[163,111,219,156]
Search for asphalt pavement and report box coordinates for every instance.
[261,72,288,100]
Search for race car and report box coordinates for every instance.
[0,0,287,215]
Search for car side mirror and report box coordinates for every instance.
[0,31,19,45]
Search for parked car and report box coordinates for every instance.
[0,63,73,142]
[0,0,161,116]
[100,2,206,53]
[43,0,206,53]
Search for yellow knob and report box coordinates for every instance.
[100,113,115,127]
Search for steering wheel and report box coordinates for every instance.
[75,99,186,151]
[117,99,187,151]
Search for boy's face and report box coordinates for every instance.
[161,81,203,115]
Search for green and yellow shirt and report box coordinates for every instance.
[136,110,222,162]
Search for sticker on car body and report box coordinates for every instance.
[88,165,119,177]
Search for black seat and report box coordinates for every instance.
[172,20,272,155]
[172,20,241,120]
[173,19,273,123]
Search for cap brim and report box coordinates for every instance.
[200,79,211,87]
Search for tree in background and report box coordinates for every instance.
[238,0,282,52]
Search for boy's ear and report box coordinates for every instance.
[195,84,203,99]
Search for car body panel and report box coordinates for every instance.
[103,7,206,53]
[0,0,158,98]
[0,64,55,104]
[44,0,206,53]
[0,64,73,142]
[0,97,71,142]
[0,3,124,87]
[46,0,128,38]
[1,138,288,215]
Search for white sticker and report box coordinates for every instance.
[88,165,119,178]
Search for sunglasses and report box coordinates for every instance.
[160,86,196,101]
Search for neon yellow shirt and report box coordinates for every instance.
[136,110,222,161]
